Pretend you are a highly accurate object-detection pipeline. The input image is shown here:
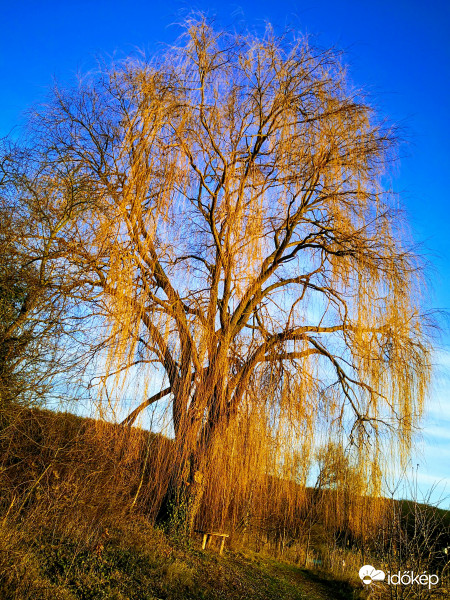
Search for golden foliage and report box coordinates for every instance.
[9,17,432,535]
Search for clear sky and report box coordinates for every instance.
[1,0,449,504]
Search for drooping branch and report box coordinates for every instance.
[121,386,172,427]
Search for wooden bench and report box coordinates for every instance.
[197,531,229,555]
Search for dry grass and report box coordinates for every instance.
[0,515,367,600]
[1,406,448,599]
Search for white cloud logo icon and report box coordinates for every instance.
[359,565,385,584]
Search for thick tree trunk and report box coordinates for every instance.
[155,450,205,537]
[156,385,225,534]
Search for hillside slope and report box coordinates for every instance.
[0,516,363,600]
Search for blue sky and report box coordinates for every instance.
[1,0,449,504]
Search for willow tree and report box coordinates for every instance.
[22,19,431,530]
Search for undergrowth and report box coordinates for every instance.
[0,515,366,600]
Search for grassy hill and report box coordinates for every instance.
[1,514,364,600]
[1,406,448,599]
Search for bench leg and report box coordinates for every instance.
[202,534,208,550]
[219,537,226,555]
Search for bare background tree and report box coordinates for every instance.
[0,143,79,413]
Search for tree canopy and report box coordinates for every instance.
[2,18,432,530]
